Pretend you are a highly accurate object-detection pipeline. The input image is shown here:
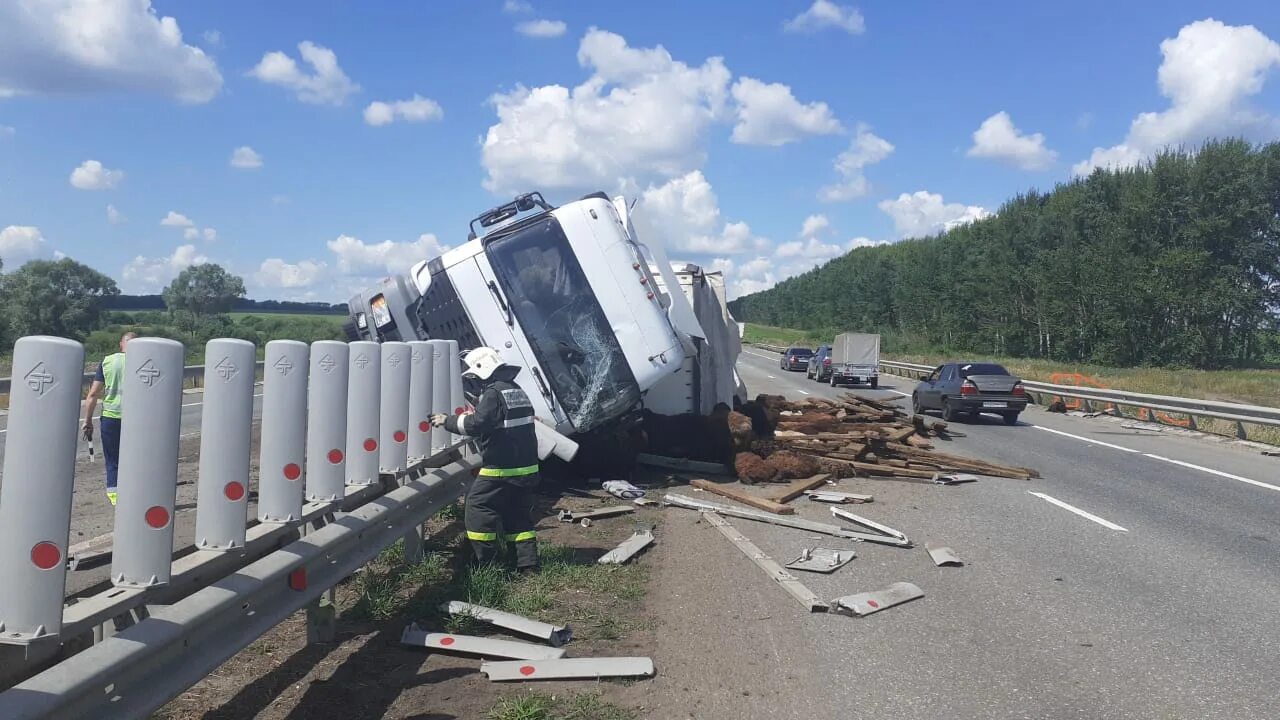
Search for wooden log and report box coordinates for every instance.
[763,474,832,505]
[689,478,793,514]
[840,461,939,479]
[885,426,916,444]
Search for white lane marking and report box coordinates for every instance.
[885,389,911,397]
[798,389,810,395]
[1142,453,1280,493]
[766,374,777,379]
[744,350,780,362]
[182,392,263,408]
[1028,491,1129,532]
[1030,424,1140,453]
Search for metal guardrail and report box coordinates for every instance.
[749,344,1280,436]
[0,335,474,717]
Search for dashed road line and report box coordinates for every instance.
[1028,491,1129,532]
[1142,453,1280,493]
[1030,424,1141,453]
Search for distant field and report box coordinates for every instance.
[228,311,346,325]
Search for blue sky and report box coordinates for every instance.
[2,1,1279,301]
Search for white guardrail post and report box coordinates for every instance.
[407,340,434,462]
[194,339,255,551]
[378,341,411,474]
[428,340,452,454]
[111,338,185,589]
[259,341,309,523]
[0,337,84,647]
[305,340,348,503]
[345,341,382,486]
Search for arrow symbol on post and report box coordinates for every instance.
[136,360,161,387]
[387,353,402,368]
[214,356,239,381]
[318,354,336,373]
[354,354,370,369]
[24,362,55,397]
[411,350,423,363]
[273,356,294,376]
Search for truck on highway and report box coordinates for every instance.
[344,191,737,449]
[826,332,880,388]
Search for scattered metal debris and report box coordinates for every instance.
[480,656,655,682]
[557,505,635,527]
[830,507,912,547]
[785,547,855,574]
[440,601,573,647]
[401,624,566,659]
[636,452,730,475]
[664,493,868,541]
[1120,422,1163,432]
[633,497,660,506]
[703,512,828,612]
[925,544,963,567]
[598,527,655,565]
[831,582,924,617]
[805,490,874,504]
[1262,450,1279,457]
[932,472,979,485]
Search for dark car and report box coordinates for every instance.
[807,345,832,381]
[780,347,814,371]
[912,362,1027,424]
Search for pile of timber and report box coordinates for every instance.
[733,393,1038,483]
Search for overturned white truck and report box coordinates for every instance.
[344,191,744,464]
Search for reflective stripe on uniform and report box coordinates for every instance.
[478,464,539,477]
[101,352,125,419]
[505,531,536,542]
[501,416,534,429]
[467,530,497,541]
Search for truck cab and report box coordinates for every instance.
[346,192,688,437]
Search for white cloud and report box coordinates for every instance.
[715,255,779,298]
[160,211,194,227]
[818,124,893,202]
[878,190,991,238]
[106,204,125,224]
[517,20,568,38]
[69,160,124,190]
[182,227,198,241]
[202,227,216,242]
[631,171,769,255]
[784,0,865,35]
[256,258,326,289]
[121,244,208,293]
[481,28,731,193]
[504,0,533,13]
[729,77,842,146]
[776,237,843,261]
[847,236,890,250]
[0,0,222,103]
[0,125,13,137]
[1075,19,1280,175]
[363,95,444,126]
[181,225,215,242]
[967,111,1057,170]
[202,30,222,47]
[800,214,830,238]
[248,41,359,105]
[229,145,263,169]
[327,233,450,276]
[0,225,50,267]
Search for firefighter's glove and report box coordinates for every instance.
[430,414,448,428]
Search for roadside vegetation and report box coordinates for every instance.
[731,140,1280,371]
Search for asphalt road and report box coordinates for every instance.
[645,349,1280,720]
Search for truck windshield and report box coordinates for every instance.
[485,216,641,431]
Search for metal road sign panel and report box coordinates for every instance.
[830,507,909,543]
[306,341,349,503]
[346,341,382,486]
[831,581,924,617]
[786,547,856,574]
[112,338,185,588]
[440,601,573,646]
[926,544,963,566]
[557,505,635,525]
[703,512,828,613]
[428,340,451,454]
[379,342,411,473]
[597,528,655,564]
[663,493,867,541]
[480,657,655,682]
[806,490,874,504]
[406,341,434,461]
[445,340,465,445]
[400,625,566,660]
[195,339,255,551]
[933,472,980,485]
[259,341,309,523]
[0,336,84,644]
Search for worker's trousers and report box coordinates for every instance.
[465,475,539,569]
[100,416,122,489]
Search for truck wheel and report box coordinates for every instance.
[941,400,957,422]
[870,378,878,389]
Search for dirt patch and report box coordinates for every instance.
[157,489,661,720]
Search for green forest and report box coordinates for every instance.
[728,139,1280,369]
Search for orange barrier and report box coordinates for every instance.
[1046,372,1192,427]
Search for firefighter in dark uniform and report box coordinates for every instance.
[431,347,540,572]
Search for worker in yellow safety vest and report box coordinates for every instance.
[83,332,136,506]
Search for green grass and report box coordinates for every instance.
[489,691,637,720]
[228,311,346,324]
[742,323,829,348]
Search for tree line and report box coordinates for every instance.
[0,259,346,362]
[101,294,347,315]
[729,139,1280,369]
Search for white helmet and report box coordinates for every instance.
[461,346,507,380]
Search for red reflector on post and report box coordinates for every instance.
[30,541,61,570]
[288,567,307,591]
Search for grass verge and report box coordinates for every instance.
[489,691,638,720]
